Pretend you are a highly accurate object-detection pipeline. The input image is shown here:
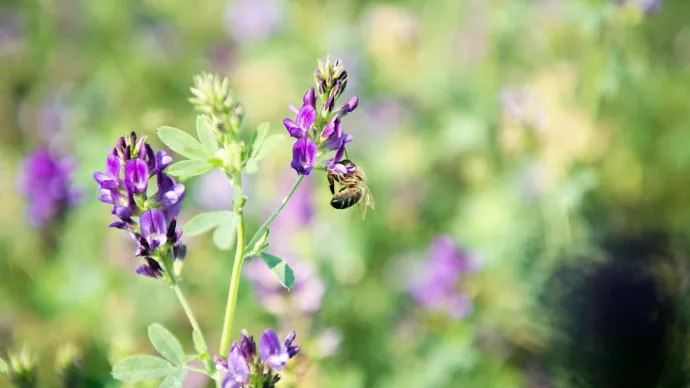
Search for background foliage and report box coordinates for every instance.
[1,0,689,386]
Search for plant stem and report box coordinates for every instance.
[219,173,246,357]
[172,285,214,373]
[184,365,210,375]
[244,174,304,253]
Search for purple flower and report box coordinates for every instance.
[337,95,359,117]
[124,159,149,194]
[135,257,164,278]
[283,93,316,138]
[220,343,250,388]
[93,154,121,190]
[18,147,80,228]
[140,209,168,250]
[290,138,317,175]
[410,235,479,319]
[224,0,285,42]
[325,140,356,176]
[259,329,299,371]
[322,117,353,151]
[240,330,256,361]
[95,132,187,278]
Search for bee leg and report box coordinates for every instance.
[328,174,335,195]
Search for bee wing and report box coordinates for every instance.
[359,180,375,210]
[358,199,368,220]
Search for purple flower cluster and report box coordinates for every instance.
[410,235,479,319]
[93,132,186,278]
[284,58,359,176]
[215,329,299,388]
[18,147,80,228]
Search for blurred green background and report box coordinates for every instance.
[2,0,690,386]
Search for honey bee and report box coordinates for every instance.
[327,159,375,220]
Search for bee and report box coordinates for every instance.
[327,159,375,220]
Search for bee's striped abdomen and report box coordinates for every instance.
[330,187,362,209]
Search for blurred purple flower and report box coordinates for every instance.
[245,256,325,315]
[290,138,317,175]
[224,0,285,42]
[18,147,80,228]
[259,329,299,370]
[410,235,478,319]
[630,0,662,13]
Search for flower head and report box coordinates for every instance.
[214,329,298,387]
[283,58,360,177]
[94,131,186,279]
[18,147,80,228]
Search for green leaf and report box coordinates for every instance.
[148,324,185,365]
[259,253,295,289]
[0,358,7,374]
[112,355,177,382]
[158,368,187,388]
[196,115,219,155]
[182,354,198,363]
[253,134,285,162]
[157,126,209,160]
[192,330,207,355]
[213,215,238,251]
[249,122,271,159]
[165,160,215,179]
[184,211,234,236]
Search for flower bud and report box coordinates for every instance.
[240,329,257,361]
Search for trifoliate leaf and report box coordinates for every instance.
[196,115,219,155]
[112,355,176,382]
[259,253,295,289]
[184,211,235,236]
[165,160,216,179]
[157,126,209,160]
[148,323,185,366]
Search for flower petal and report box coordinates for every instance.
[123,159,149,194]
[140,209,167,240]
[283,118,305,138]
[303,88,316,109]
[106,154,121,178]
[296,105,316,130]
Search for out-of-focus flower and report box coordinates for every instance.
[93,132,186,279]
[193,168,234,210]
[224,0,285,42]
[18,147,80,228]
[284,57,359,176]
[410,235,479,319]
[499,86,549,132]
[214,329,298,387]
[245,256,325,315]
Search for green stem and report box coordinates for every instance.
[244,174,304,253]
[219,174,246,357]
[184,365,209,375]
[172,285,213,373]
